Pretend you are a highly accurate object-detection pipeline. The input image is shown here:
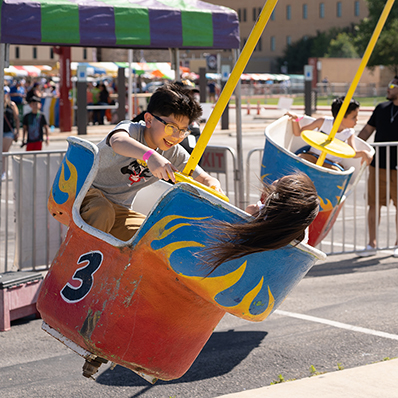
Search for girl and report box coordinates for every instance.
[205,172,319,271]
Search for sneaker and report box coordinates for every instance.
[394,248,398,258]
[357,244,377,257]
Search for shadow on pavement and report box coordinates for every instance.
[96,329,267,388]
[306,253,395,278]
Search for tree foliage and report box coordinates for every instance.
[355,0,398,73]
[277,0,398,74]
[277,27,356,74]
[325,33,359,58]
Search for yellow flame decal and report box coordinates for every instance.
[318,196,334,212]
[150,215,210,256]
[59,157,78,199]
[146,214,275,320]
[178,261,274,321]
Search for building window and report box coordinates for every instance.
[271,9,275,20]
[50,47,54,59]
[15,46,20,59]
[243,8,247,22]
[270,36,276,52]
[319,3,325,18]
[354,1,360,16]
[287,36,291,46]
[33,47,37,59]
[255,37,262,52]
[286,5,291,20]
[303,4,308,19]
[337,2,342,17]
[253,7,261,21]
[83,48,87,60]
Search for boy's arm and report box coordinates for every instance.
[194,171,223,194]
[285,112,302,136]
[44,124,49,145]
[347,134,373,165]
[22,124,27,144]
[109,131,178,182]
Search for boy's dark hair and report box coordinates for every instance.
[331,96,360,118]
[146,83,202,123]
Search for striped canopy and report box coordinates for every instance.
[0,0,239,49]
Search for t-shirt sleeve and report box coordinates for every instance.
[41,114,48,127]
[105,120,143,146]
[22,114,28,126]
[367,105,380,128]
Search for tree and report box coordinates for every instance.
[277,27,356,74]
[325,33,359,58]
[367,19,398,74]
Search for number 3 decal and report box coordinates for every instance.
[61,251,103,303]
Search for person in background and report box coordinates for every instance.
[2,86,20,180]
[9,80,25,122]
[357,76,398,258]
[287,97,372,170]
[93,83,110,125]
[22,96,49,151]
[26,81,41,103]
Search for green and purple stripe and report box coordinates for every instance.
[0,0,239,49]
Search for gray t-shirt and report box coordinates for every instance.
[92,120,204,209]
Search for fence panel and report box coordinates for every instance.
[0,145,238,272]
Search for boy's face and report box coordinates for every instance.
[341,108,358,129]
[29,101,40,112]
[144,112,190,151]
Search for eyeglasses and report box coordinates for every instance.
[150,113,191,138]
[388,82,398,89]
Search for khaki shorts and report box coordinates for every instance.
[367,165,398,207]
[80,188,146,241]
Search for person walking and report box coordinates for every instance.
[22,96,49,151]
[357,76,398,257]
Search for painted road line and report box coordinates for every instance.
[275,310,398,341]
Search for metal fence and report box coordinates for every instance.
[2,141,396,273]
[246,142,398,255]
[0,145,237,273]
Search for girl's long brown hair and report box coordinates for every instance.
[203,172,319,272]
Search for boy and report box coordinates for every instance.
[22,96,49,151]
[287,97,373,170]
[80,83,223,241]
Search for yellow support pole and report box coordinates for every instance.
[182,0,279,177]
[315,0,395,167]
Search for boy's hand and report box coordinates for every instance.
[147,152,177,182]
[285,111,299,120]
[359,150,373,165]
